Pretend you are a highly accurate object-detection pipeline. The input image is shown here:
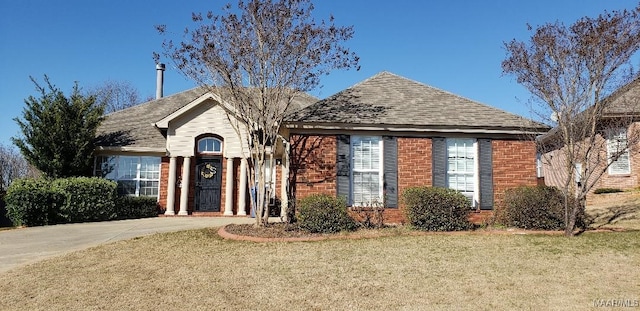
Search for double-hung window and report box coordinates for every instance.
[607,128,630,175]
[446,138,478,206]
[351,136,383,206]
[94,156,161,198]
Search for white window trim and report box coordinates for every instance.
[445,138,479,208]
[350,136,384,207]
[606,128,631,175]
[136,157,161,197]
[197,137,223,154]
[94,155,161,199]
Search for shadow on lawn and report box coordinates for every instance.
[588,203,639,229]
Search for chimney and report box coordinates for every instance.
[155,63,165,99]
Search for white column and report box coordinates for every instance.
[237,158,248,216]
[164,156,177,215]
[280,154,289,222]
[178,156,191,216]
[224,157,234,215]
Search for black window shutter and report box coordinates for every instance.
[478,139,494,210]
[432,137,447,188]
[336,135,351,203]
[383,136,398,208]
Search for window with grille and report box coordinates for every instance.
[606,128,630,175]
[351,136,383,206]
[94,156,161,198]
[446,138,477,206]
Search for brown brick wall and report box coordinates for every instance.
[387,137,434,223]
[492,140,539,207]
[158,156,169,211]
[397,137,433,198]
[290,135,338,199]
[278,134,540,224]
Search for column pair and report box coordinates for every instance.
[163,156,190,216]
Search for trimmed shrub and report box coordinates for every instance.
[5,178,65,226]
[297,194,357,233]
[403,187,472,231]
[52,177,117,223]
[114,196,159,219]
[495,185,584,230]
[0,190,13,227]
[593,188,623,194]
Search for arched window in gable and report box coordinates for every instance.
[197,137,223,154]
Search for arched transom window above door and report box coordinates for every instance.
[197,137,223,154]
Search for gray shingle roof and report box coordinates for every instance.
[289,71,549,132]
[96,87,207,149]
[603,78,640,115]
[96,87,318,149]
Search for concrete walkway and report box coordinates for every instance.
[0,217,257,273]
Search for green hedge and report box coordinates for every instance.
[495,185,585,230]
[297,194,357,233]
[52,177,117,222]
[115,196,159,220]
[403,187,472,231]
[4,177,159,227]
[5,178,65,226]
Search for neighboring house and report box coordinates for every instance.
[95,70,549,222]
[285,72,549,222]
[539,79,640,192]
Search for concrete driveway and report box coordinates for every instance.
[0,217,256,273]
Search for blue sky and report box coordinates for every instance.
[0,0,636,147]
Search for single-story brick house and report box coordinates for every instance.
[95,70,549,221]
[285,72,549,222]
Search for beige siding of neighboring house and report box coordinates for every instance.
[166,99,249,158]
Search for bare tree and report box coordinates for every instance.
[0,143,40,193]
[502,5,640,236]
[88,80,142,114]
[156,0,359,226]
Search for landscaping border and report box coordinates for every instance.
[216,224,599,243]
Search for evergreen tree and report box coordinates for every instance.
[12,76,105,178]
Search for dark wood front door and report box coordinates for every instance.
[195,157,222,212]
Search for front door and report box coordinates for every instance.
[195,157,222,212]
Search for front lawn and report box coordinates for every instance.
[0,228,638,310]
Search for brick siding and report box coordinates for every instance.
[492,140,539,207]
[291,134,540,224]
[290,135,338,199]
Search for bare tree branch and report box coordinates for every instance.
[503,5,640,236]
[156,0,359,226]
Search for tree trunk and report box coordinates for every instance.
[564,199,584,237]
[564,214,576,237]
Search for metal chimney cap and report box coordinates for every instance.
[156,63,166,70]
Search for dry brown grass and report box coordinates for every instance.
[0,227,638,311]
[587,190,640,230]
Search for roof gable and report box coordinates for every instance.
[155,92,232,129]
[96,86,318,150]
